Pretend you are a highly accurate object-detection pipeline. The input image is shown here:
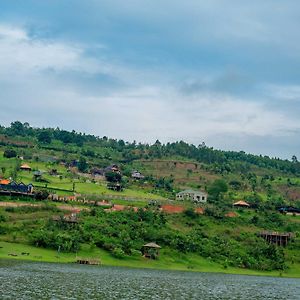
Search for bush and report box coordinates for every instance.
[112,247,126,259]
[34,190,49,200]
[31,230,81,252]
[183,208,198,219]
[3,149,17,158]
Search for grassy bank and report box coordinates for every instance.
[0,241,299,278]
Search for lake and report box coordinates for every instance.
[0,261,299,299]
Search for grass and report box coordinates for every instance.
[6,160,167,200]
[0,241,299,278]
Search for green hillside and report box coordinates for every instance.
[0,121,299,276]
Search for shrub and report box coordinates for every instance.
[3,149,17,158]
[112,247,125,259]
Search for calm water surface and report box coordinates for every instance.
[0,260,299,299]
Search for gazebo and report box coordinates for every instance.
[142,242,161,259]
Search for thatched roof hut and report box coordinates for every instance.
[20,163,31,171]
[142,242,161,259]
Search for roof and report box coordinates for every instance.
[233,200,250,207]
[143,242,161,248]
[225,211,239,218]
[195,207,204,214]
[177,189,207,195]
[33,170,43,176]
[0,179,10,185]
[20,164,31,169]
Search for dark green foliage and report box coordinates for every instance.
[78,156,88,172]
[31,229,81,252]
[37,131,52,144]
[34,189,50,200]
[3,149,17,158]
[183,208,198,219]
[105,171,122,182]
[154,177,174,192]
[208,179,228,201]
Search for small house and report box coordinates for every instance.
[104,164,120,174]
[176,189,207,203]
[49,169,58,176]
[131,170,145,180]
[90,167,105,177]
[278,207,300,215]
[33,170,43,181]
[20,164,31,171]
[107,182,123,191]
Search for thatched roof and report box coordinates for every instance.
[143,242,161,248]
[20,163,31,169]
[233,200,250,207]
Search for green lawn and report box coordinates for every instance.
[0,241,299,277]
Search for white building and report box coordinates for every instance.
[176,189,207,203]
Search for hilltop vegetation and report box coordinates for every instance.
[0,121,299,275]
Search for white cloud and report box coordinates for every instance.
[0,24,111,76]
[265,84,300,101]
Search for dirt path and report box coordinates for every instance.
[0,201,88,213]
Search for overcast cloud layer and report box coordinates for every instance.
[0,1,299,159]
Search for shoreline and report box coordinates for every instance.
[1,241,299,279]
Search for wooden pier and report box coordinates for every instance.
[76,258,101,265]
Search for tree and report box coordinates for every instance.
[105,171,122,183]
[3,149,17,158]
[10,121,25,136]
[208,179,228,201]
[37,131,52,144]
[1,167,6,176]
[78,157,88,173]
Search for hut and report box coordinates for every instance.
[33,170,43,181]
[258,231,294,246]
[20,164,31,171]
[142,242,161,259]
[53,213,79,226]
[233,200,250,208]
[131,170,145,180]
[107,182,123,191]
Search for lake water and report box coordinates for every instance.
[0,261,299,299]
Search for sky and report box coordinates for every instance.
[0,1,299,159]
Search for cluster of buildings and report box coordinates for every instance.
[90,164,145,180]
[0,179,34,194]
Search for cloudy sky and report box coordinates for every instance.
[0,1,299,159]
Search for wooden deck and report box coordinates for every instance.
[76,258,101,265]
[258,231,294,246]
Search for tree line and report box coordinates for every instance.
[1,121,299,175]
